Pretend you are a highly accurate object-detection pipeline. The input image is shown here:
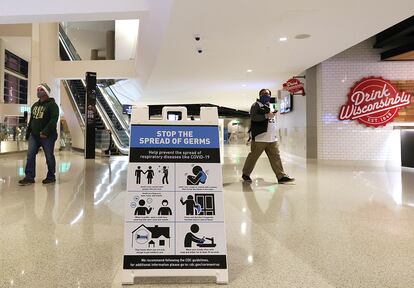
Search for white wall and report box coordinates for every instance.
[316,38,414,164]
[60,83,84,149]
[115,20,139,60]
[276,88,307,158]
[64,25,110,60]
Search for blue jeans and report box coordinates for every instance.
[25,134,57,180]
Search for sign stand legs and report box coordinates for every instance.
[122,269,229,285]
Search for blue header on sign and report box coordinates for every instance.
[130,125,219,148]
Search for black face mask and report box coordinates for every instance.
[259,95,271,104]
[37,91,48,98]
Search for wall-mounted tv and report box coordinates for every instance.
[279,91,293,114]
[122,105,133,115]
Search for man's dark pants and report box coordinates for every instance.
[25,134,57,180]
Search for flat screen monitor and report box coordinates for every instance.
[279,92,293,114]
[122,105,133,115]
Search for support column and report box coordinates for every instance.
[31,23,60,145]
[31,23,59,105]
[0,38,5,104]
[305,65,319,159]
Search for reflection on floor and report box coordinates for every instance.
[1,145,414,287]
[0,141,28,154]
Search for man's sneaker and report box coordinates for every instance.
[18,178,35,186]
[242,174,252,183]
[278,176,295,184]
[42,178,56,184]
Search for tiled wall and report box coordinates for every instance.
[317,39,414,163]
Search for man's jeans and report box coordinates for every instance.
[25,134,57,180]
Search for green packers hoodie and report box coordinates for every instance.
[27,98,59,137]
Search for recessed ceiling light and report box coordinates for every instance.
[242,84,247,87]
[294,34,311,40]
[247,69,252,73]
[279,37,288,42]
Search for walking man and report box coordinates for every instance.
[241,89,294,184]
[19,83,59,185]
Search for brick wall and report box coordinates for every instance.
[317,39,414,163]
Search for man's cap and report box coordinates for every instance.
[37,83,51,96]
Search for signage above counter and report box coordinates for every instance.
[282,77,305,96]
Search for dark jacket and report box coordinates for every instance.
[26,98,59,138]
[250,100,270,140]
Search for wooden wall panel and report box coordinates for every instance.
[392,80,414,122]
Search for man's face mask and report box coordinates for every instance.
[259,95,271,104]
[37,88,47,98]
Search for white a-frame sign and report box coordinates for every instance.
[123,106,229,285]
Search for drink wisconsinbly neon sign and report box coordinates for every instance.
[338,77,412,127]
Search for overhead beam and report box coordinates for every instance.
[0,24,31,36]
[0,0,150,24]
[381,41,414,61]
[55,60,136,79]
[374,16,414,48]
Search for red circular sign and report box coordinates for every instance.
[338,77,412,127]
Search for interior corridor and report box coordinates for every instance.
[1,146,414,287]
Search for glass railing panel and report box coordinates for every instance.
[0,121,28,153]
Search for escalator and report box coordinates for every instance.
[58,25,130,155]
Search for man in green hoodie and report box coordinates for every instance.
[19,83,59,185]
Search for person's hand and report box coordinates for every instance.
[266,112,275,119]
[40,132,47,139]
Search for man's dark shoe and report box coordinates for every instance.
[42,178,56,184]
[278,176,295,184]
[18,178,35,186]
[242,174,252,183]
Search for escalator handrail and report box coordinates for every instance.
[96,85,130,137]
[62,80,85,129]
[59,24,128,134]
[95,99,129,155]
[59,25,81,61]
[58,24,129,154]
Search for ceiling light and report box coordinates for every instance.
[246,69,252,73]
[242,84,247,87]
[294,34,311,40]
[279,37,288,42]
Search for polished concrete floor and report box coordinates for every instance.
[1,145,414,287]
[0,141,28,154]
